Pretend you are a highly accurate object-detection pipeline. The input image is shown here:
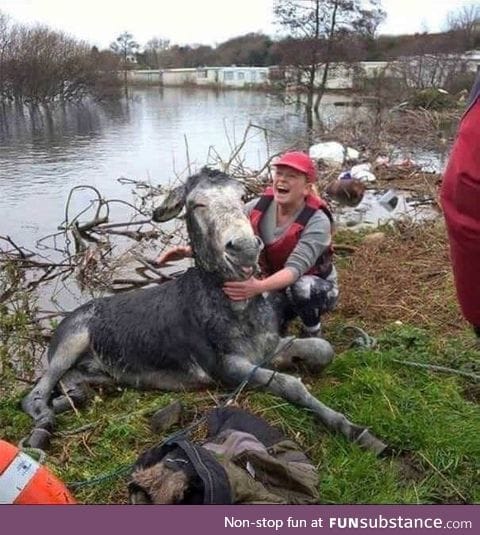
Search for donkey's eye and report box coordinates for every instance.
[191,203,207,210]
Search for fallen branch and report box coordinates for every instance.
[95,228,159,241]
[0,235,32,259]
[417,452,468,503]
[111,277,168,291]
[96,219,153,230]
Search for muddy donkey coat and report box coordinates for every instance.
[22,168,386,454]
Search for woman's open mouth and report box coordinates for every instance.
[275,185,290,196]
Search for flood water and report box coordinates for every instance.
[0,87,367,249]
[1,88,443,311]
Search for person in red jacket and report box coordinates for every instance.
[440,71,480,341]
[156,152,337,336]
[224,152,337,336]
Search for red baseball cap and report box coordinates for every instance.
[273,151,317,183]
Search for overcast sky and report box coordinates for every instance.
[0,0,476,49]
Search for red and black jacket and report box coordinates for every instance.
[249,187,334,278]
[440,73,480,327]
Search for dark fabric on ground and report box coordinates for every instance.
[129,407,319,504]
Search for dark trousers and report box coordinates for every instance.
[270,274,338,331]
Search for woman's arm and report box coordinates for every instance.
[154,245,192,266]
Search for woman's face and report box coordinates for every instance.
[273,165,310,207]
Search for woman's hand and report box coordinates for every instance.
[154,245,192,266]
[223,268,297,300]
[223,277,265,301]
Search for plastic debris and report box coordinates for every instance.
[378,189,399,211]
[346,147,360,161]
[375,156,390,166]
[309,141,345,165]
[338,163,376,184]
[350,163,376,183]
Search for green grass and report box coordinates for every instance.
[2,323,478,504]
[1,256,479,504]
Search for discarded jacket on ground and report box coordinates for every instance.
[128,407,319,505]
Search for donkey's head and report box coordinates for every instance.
[153,168,261,281]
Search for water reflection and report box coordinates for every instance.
[0,88,304,246]
[0,88,383,249]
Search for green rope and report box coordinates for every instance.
[341,325,377,349]
[17,440,47,465]
[68,463,134,490]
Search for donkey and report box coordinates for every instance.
[22,168,386,454]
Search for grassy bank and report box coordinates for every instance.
[1,324,478,504]
[1,221,478,504]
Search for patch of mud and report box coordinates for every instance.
[389,450,428,484]
[462,384,480,404]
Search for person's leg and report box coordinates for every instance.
[286,275,338,336]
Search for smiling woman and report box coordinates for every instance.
[232,151,338,337]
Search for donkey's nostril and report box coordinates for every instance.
[225,236,261,256]
[225,239,237,252]
[255,236,264,251]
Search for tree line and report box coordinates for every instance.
[135,5,480,70]
[0,12,121,104]
[1,1,478,106]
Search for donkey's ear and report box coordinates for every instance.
[152,184,187,222]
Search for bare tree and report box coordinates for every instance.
[0,17,121,105]
[445,4,480,49]
[0,11,12,100]
[388,31,471,92]
[274,0,385,132]
[144,37,170,69]
[110,31,139,96]
[391,53,470,91]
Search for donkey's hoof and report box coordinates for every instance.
[26,428,52,450]
[354,428,388,456]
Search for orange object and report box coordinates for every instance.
[0,439,76,504]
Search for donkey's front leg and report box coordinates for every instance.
[222,355,387,455]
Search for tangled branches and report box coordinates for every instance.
[0,179,181,381]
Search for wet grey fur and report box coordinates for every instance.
[22,167,386,454]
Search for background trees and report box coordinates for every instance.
[273,0,386,130]
[1,2,478,107]
[110,31,139,65]
[0,11,121,104]
[110,32,139,96]
[445,4,480,50]
[143,37,171,69]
